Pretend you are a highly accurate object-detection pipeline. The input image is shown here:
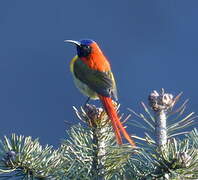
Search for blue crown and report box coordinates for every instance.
[79,39,95,46]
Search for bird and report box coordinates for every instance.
[65,39,136,147]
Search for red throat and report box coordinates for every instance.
[81,43,111,72]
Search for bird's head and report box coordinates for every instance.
[65,39,102,58]
[65,39,110,71]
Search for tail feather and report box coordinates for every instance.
[99,95,136,147]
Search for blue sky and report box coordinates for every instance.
[0,0,197,147]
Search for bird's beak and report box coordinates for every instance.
[64,40,81,46]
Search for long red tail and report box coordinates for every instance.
[98,95,136,147]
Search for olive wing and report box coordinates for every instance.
[73,59,118,100]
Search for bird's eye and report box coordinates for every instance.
[77,45,92,57]
[82,45,90,51]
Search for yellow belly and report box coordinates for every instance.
[73,75,99,100]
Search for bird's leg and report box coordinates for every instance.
[84,97,90,107]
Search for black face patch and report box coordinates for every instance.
[77,45,92,57]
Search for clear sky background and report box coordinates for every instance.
[0,1,197,147]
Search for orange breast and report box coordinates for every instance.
[81,43,111,72]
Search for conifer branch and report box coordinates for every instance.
[0,134,62,179]
[0,89,197,179]
[129,89,198,179]
[148,89,176,146]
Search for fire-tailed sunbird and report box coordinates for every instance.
[65,39,136,147]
